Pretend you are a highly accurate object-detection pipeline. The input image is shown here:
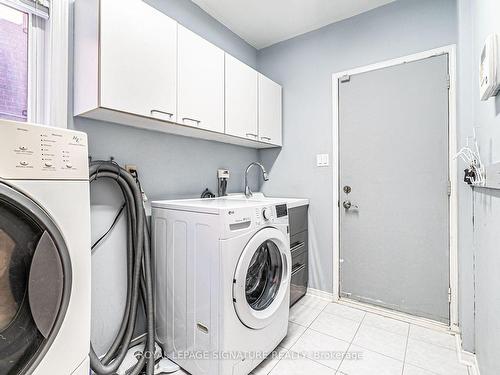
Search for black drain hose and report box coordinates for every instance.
[88,161,155,375]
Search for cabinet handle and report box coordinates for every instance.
[260,136,272,141]
[291,241,305,253]
[246,133,258,138]
[150,109,173,118]
[292,263,307,275]
[182,117,201,125]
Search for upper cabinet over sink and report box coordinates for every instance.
[74,0,282,149]
[259,74,283,147]
[225,54,258,141]
[177,25,224,133]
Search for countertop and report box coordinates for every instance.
[227,193,309,210]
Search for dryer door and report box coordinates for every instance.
[0,182,71,375]
[233,227,291,329]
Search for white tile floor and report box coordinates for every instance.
[251,295,470,375]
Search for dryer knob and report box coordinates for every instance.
[262,208,272,220]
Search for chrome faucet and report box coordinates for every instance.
[245,162,269,198]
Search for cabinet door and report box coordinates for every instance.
[225,54,258,140]
[258,74,282,146]
[177,25,224,133]
[100,0,177,122]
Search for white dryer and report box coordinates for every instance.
[152,197,291,375]
[0,120,91,375]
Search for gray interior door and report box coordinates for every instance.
[338,54,450,324]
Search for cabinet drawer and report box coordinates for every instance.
[291,249,307,274]
[290,231,308,259]
[290,264,308,307]
[289,205,308,236]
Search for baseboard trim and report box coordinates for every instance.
[456,335,480,375]
[306,288,335,301]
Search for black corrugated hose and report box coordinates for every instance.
[88,161,155,375]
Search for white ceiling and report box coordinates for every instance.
[191,0,397,49]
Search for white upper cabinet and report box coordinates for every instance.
[225,54,258,140]
[99,0,177,121]
[74,0,282,148]
[177,25,225,133]
[258,74,283,146]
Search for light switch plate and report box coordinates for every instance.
[316,154,329,167]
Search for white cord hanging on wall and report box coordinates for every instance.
[454,128,485,186]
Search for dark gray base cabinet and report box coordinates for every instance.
[288,205,309,307]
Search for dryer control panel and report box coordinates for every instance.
[0,120,89,180]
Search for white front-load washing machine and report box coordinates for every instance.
[0,120,91,375]
[152,197,291,375]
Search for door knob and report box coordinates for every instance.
[343,200,359,210]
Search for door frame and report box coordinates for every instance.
[331,45,458,330]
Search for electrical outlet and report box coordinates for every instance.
[218,169,229,179]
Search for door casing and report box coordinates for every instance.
[331,45,458,330]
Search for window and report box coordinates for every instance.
[0,3,29,121]
[0,0,69,127]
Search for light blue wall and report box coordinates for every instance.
[68,0,259,356]
[457,0,500,373]
[257,0,458,296]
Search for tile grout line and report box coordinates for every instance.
[320,307,368,323]
[301,301,462,375]
[407,336,458,352]
[335,311,366,372]
[272,300,330,374]
[313,303,412,369]
[400,324,411,375]
[404,325,469,375]
[286,300,353,374]
[264,346,290,375]
[306,326,356,343]
[288,300,329,328]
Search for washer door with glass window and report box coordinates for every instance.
[0,182,71,375]
[233,227,291,330]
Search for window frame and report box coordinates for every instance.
[0,0,68,128]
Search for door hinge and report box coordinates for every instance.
[446,74,451,89]
[448,287,452,303]
[340,75,351,83]
[447,181,452,196]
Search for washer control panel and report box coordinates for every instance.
[221,203,289,238]
[262,207,272,220]
[0,121,89,180]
